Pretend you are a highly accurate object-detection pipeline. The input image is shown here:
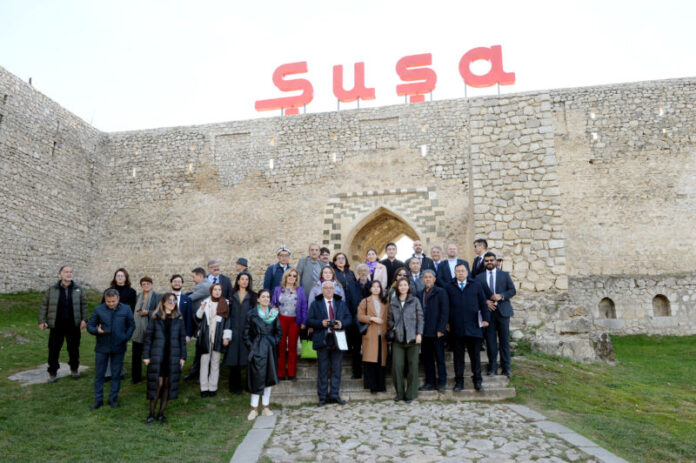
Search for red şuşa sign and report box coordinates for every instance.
[255,45,515,115]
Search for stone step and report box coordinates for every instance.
[272,375,510,395]
[274,387,516,405]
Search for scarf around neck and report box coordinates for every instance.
[365,260,377,274]
[257,305,279,324]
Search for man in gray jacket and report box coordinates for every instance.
[38,265,88,382]
[184,267,212,381]
[296,243,325,302]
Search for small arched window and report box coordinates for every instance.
[652,294,671,317]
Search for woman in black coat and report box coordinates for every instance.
[243,289,282,420]
[223,271,256,394]
[143,293,187,425]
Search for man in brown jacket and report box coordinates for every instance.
[38,265,88,382]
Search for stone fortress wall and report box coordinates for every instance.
[1,64,694,359]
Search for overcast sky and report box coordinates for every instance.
[1,0,693,132]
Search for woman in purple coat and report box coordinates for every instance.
[271,268,307,381]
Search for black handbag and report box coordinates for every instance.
[385,328,396,342]
[359,322,368,336]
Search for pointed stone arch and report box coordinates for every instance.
[321,187,449,264]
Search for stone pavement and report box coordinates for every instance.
[254,401,628,463]
[8,363,89,386]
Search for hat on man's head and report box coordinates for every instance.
[276,245,291,255]
[236,257,249,267]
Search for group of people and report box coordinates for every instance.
[38,238,515,423]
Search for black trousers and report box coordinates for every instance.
[188,342,202,377]
[486,311,511,372]
[316,346,343,401]
[452,336,482,384]
[228,365,246,393]
[421,336,447,387]
[47,323,81,375]
[131,341,144,383]
[347,325,362,378]
[363,335,385,392]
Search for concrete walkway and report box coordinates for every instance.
[232,401,628,463]
[8,363,89,386]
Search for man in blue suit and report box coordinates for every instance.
[87,289,135,409]
[477,252,516,377]
[436,243,470,287]
[263,245,292,291]
[170,274,194,343]
[446,263,489,391]
[307,281,352,407]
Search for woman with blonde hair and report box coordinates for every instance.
[271,268,307,381]
[143,293,187,424]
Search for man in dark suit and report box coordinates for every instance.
[405,239,435,272]
[407,258,425,297]
[263,246,292,291]
[419,270,449,392]
[184,267,211,381]
[380,242,405,288]
[471,239,488,278]
[306,281,352,407]
[207,259,233,301]
[436,243,470,287]
[477,251,516,377]
[170,274,193,343]
[445,263,490,391]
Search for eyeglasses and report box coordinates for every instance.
[336,256,346,260]
[166,299,176,303]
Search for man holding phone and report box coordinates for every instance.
[87,289,135,409]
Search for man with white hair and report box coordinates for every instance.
[307,281,352,407]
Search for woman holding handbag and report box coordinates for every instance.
[196,283,232,397]
[244,289,282,420]
[143,293,187,424]
[388,279,424,403]
[357,280,388,393]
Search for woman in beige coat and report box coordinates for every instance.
[358,280,389,393]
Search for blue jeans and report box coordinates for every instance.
[94,351,125,402]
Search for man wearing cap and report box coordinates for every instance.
[235,258,249,274]
[263,246,292,291]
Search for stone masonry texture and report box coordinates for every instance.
[1,65,694,343]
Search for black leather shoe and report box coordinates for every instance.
[289,376,297,382]
[158,414,168,424]
[503,370,513,378]
[474,381,484,391]
[437,384,447,392]
[209,391,217,397]
[453,381,464,392]
[404,398,413,404]
[393,396,402,402]
[419,384,435,391]
[487,370,496,376]
[91,401,103,410]
[108,399,119,408]
[279,376,288,381]
[333,397,346,405]
[146,414,155,425]
[317,400,327,407]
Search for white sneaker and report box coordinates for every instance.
[247,409,258,420]
[261,407,273,417]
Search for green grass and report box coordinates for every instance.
[0,291,252,462]
[512,335,696,463]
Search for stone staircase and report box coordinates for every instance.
[273,351,515,405]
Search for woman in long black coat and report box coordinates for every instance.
[143,293,187,425]
[223,271,256,394]
[243,289,282,420]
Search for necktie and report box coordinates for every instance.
[460,282,465,291]
[489,271,494,292]
[214,277,218,284]
[328,300,334,319]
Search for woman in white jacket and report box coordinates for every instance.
[196,283,232,397]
